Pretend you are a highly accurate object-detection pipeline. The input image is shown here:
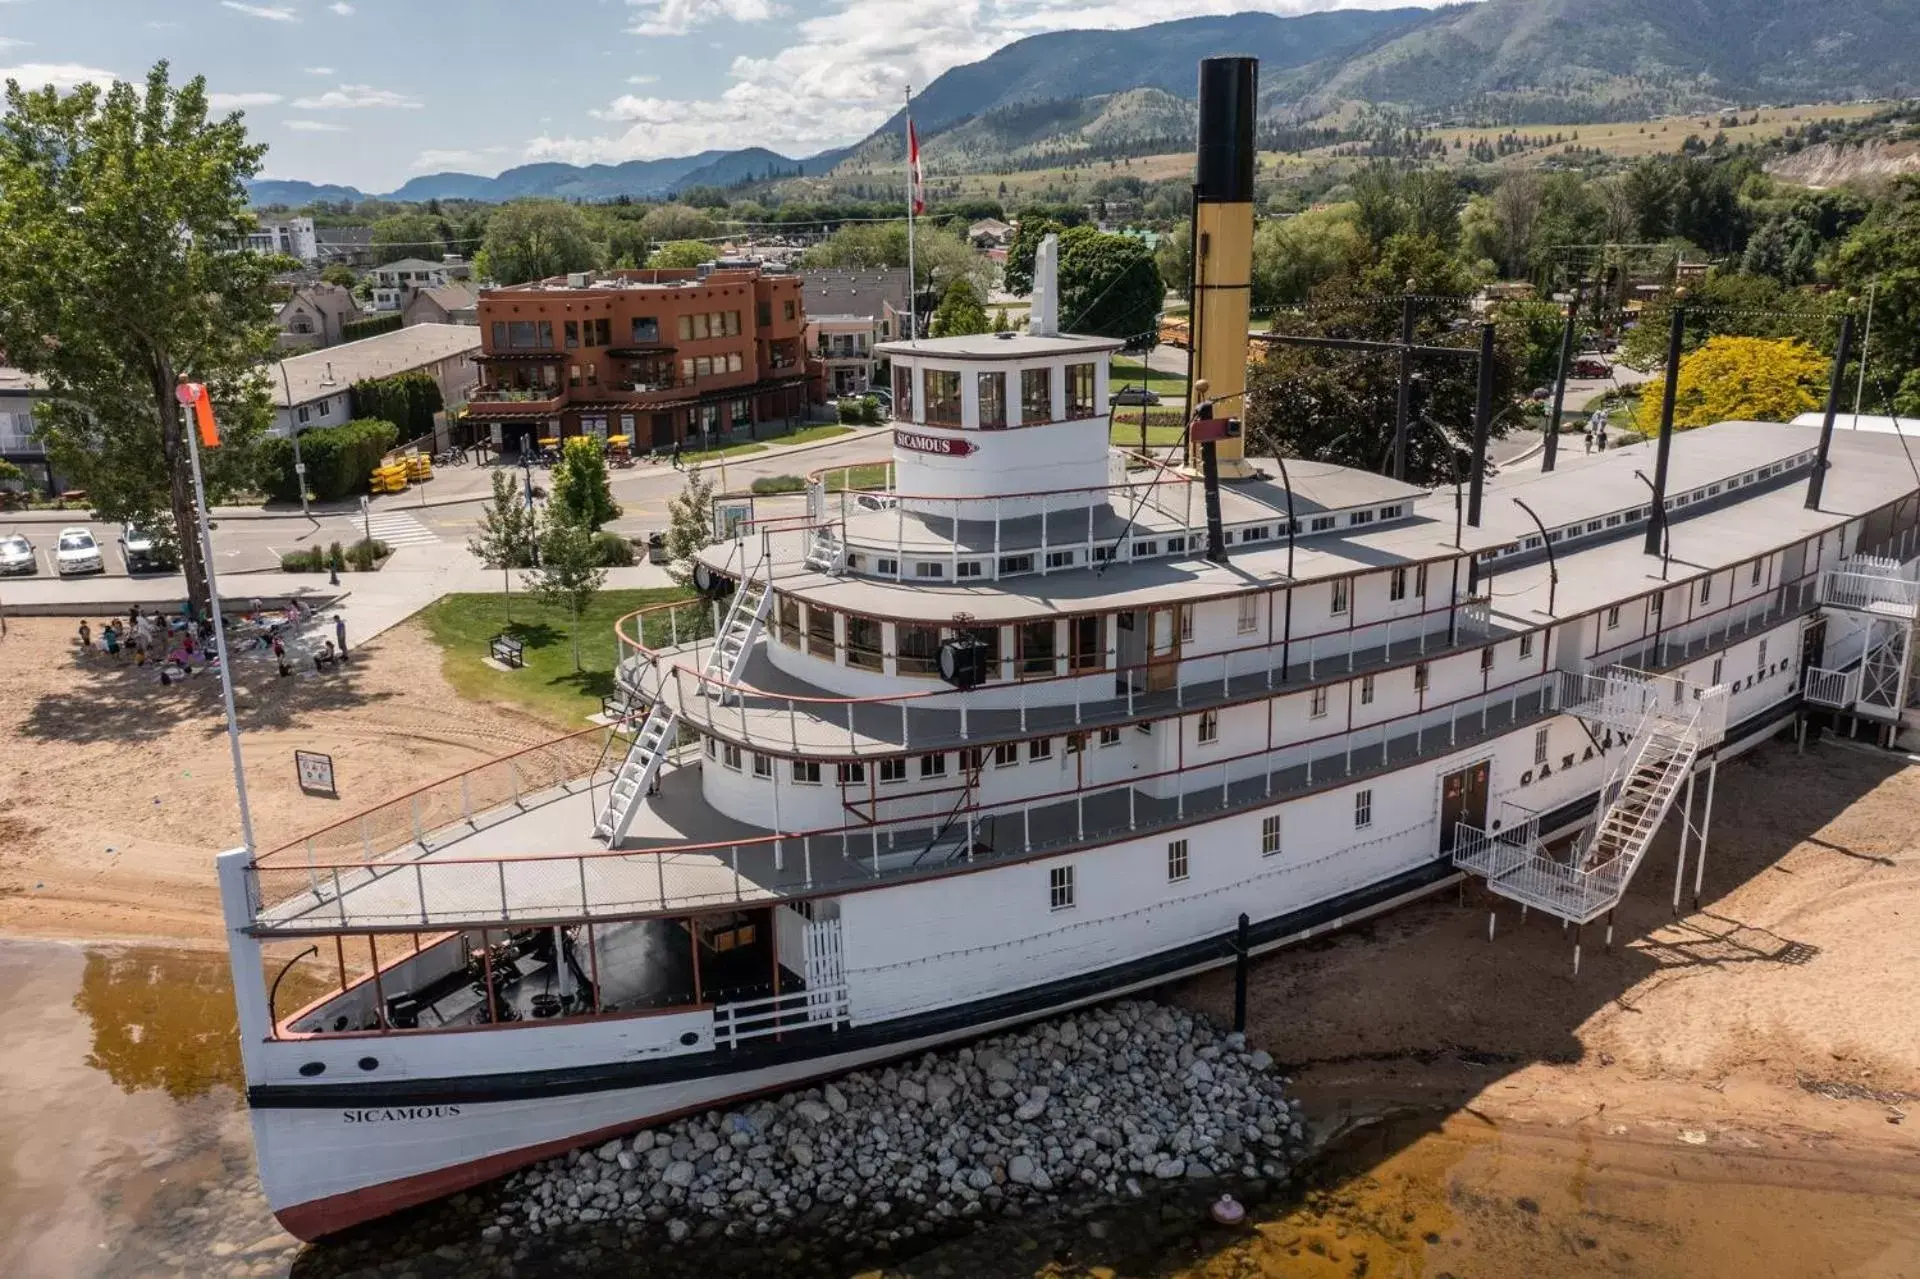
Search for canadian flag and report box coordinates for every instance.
[908,119,925,216]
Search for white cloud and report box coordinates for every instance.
[292,84,424,110]
[329,1,354,13]
[305,66,335,76]
[208,91,284,110]
[0,62,116,91]
[410,145,512,172]
[0,38,27,51]
[286,120,349,132]
[625,0,777,38]
[626,74,658,85]
[221,1,299,21]
[548,0,1430,166]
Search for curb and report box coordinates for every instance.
[1,585,349,620]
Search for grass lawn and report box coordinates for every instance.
[419,586,692,728]
[1110,357,1190,413]
[823,462,895,492]
[1109,422,1187,448]
[773,424,854,447]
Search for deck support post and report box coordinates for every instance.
[1572,926,1582,977]
[1693,758,1718,909]
[1232,913,1250,1033]
[1487,909,1496,941]
[1605,909,1614,951]
[1673,770,1696,914]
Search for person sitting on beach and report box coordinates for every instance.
[313,639,339,672]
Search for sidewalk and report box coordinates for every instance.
[2,424,889,525]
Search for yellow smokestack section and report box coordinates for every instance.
[1187,56,1258,479]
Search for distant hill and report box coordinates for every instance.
[250,145,853,207]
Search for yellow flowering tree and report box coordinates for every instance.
[1634,335,1829,434]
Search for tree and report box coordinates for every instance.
[466,468,537,620]
[524,509,607,672]
[930,277,989,337]
[476,200,596,285]
[647,239,713,270]
[992,307,1013,333]
[549,436,621,531]
[0,458,25,489]
[370,213,442,263]
[1058,226,1161,341]
[639,203,716,244]
[0,62,279,618]
[1833,175,1920,395]
[1252,207,1362,310]
[1154,222,1192,301]
[320,264,357,288]
[1632,336,1828,434]
[663,466,716,588]
[800,222,988,299]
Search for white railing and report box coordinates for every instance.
[1821,565,1920,617]
[713,984,848,1048]
[1560,666,1728,746]
[1804,665,1861,708]
[1451,818,1536,881]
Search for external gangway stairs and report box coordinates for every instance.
[594,550,774,844]
[1453,667,1729,930]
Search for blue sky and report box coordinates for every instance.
[0,0,1439,192]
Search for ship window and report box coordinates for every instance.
[1698,578,1712,605]
[994,742,1019,767]
[879,758,906,783]
[1415,564,1428,597]
[837,762,865,785]
[845,615,883,670]
[1711,657,1723,686]
[1069,614,1102,672]
[1381,505,1403,519]
[1310,516,1336,532]
[896,623,941,677]
[1758,639,1768,672]
[999,554,1033,575]
[706,737,718,760]
[977,372,1006,429]
[1237,594,1259,634]
[1605,514,1622,527]
[1197,710,1219,744]
[1049,865,1075,911]
[792,760,821,784]
[893,364,915,419]
[1534,726,1549,765]
[1348,509,1374,526]
[924,369,962,426]
[1413,663,1429,692]
[1178,605,1194,643]
[1242,525,1270,543]
[1066,363,1097,419]
[1021,367,1052,422]
[920,753,947,778]
[1330,579,1349,615]
[1262,814,1282,856]
[723,743,742,771]
[752,752,771,778]
[1046,550,1074,569]
[1309,686,1328,719]
[1520,633,1534,659]
[1750,560,1762,586]
[957,561,983,578]
[1066,731,1086,755]
[1133,540,1159,558]
[1166,536,1187,555]
[875,557,899,577]
[1018,620,1057,677]
[1098,726,1121,746]
[1481,647,1495,671]
[914,562,944,578]
[1167,839,1189,883]
[1028,737,1053,761]
[807,605,837,657]
[1389,567,1407,601]
[1354,789,1373,829]
[1606,606,1620,630]
[1360,674,1374,705]
[777,596,802,648]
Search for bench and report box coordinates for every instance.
[489,633,525,669]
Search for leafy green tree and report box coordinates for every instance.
[370,213,442,263]
[663,466,716,588]
[647,240,713,269]
[467,467,537,620]
[1058,226,1161,341]
[599,217,652,269]
[1252,207,1362,310]
[931,278,989,337]
[1155,222,1192,301]
[320,264,358,288]
[0,62,279,617]
[524,508,608,672]
[992,307,1013,333]
[0,458,25,489]
[800,222,987,299]
[639,203,717,244]
[1833,175,1920,396]
[1632,336,1828,432]
[1496,298,1584,390]
[549,436,621,531]
[477,200,596,285]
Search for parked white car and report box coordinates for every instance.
[0,533,35,576]
[54,526,105,576]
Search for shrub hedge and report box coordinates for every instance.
[259,417,399,502]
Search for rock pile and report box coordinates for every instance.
[495,1000,1306,1249]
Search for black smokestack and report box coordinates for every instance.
[1807,312,1855,511]
[1644,307,1685,556]
[1196,57,1256,204]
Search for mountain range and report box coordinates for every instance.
[249,0,1920,207]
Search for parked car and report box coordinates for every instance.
[1110,384,1162,406]
[54,526,104,576]
[0,533,35,575]
[1571,357,1612,379]
[120,522,174,573]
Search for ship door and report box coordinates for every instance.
[1438,760,1490,854]
[1146,606,1182,692]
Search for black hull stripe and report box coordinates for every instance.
[248,703,1798,1112]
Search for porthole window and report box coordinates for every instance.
[358,1056,380,1072]
[299,1061,326,1077]
[680,1031,701,1047]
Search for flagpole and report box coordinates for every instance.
[905,83,917,343]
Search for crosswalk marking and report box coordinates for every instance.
[363,511,440,548]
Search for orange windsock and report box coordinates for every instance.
[176,382,219,447]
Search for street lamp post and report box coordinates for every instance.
[276,360,311,519]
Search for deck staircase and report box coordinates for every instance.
[594,556,774,845]
[1453,667,1727,926]
[803,524,847,575]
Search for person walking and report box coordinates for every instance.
[671,440,684,470]
[333,613,347,660]
[77,620,91,654]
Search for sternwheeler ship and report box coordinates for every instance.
[220,58,1920,1239]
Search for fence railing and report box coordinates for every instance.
[1821,566,1920,617]
[1804,665,1861,708]
[1559,665,1729,745]
[713,984,848,1048]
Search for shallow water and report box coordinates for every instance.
[6,937,1920,1279]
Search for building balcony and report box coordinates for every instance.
[468,388,564,413]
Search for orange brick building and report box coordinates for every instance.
[467,266,812,453]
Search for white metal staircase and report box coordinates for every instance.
[594,554,774,844]
[803,524,846,575]
[1453,667,1726,925]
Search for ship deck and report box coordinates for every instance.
[250,675,1558,935]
